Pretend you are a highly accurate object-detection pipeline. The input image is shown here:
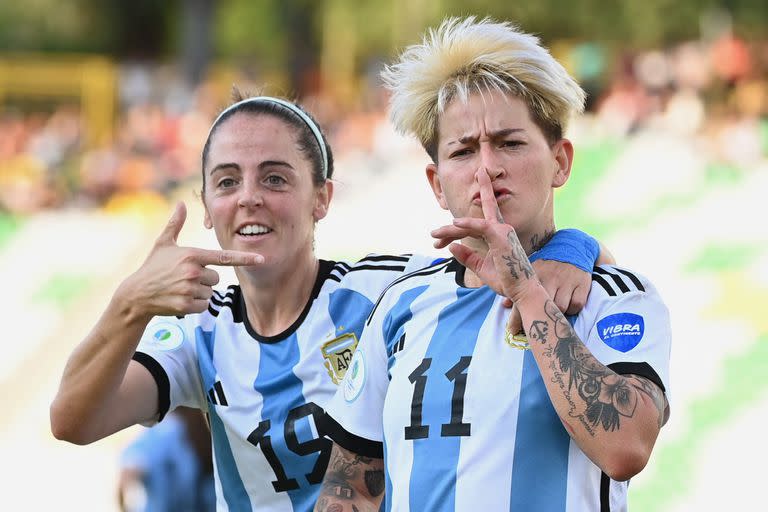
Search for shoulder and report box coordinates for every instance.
[578,264,669,329]
[367,258,458,322]
[589,265,657,299]
[324,254,440,296]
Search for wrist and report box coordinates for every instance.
[112,278,153,327]
[509,279,547,310]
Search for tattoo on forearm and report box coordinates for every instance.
[316,447,382,512]
[364,470,384,497]
[503,232,535,280]
[537,299,659,435]
[528,320,549,343]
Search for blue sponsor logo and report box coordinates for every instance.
[597,313,644,352]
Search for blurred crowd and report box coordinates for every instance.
[1,31,766,216]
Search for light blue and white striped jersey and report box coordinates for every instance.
[133,254,435,512]
[323,260,672,512]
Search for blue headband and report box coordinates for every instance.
[207,96,329,179]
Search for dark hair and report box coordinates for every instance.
[201,90,334,191]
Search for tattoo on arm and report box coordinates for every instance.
[364,469,384,497]
[536,299,664,436]
[315,445,383,512]
[628,375,668,428]
[528,320,549,343]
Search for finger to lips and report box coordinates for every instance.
[476,168,504,223]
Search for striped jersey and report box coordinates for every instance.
[133,254,435,512]
[323,260,672,512]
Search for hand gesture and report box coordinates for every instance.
[431,168,537,302]
[117,202,263,319]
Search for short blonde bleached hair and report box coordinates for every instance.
[382,16,586,160]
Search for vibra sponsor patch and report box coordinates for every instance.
[597,313,644,352]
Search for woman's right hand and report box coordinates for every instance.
[116,201,263,320]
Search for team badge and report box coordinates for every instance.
[504,330,531,350]
[142,322,184,351]
[343,349,366,403]
[597,312,645,352]
[321,332,359,384]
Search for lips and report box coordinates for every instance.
[236,223,272,236]
[472,187,512,202]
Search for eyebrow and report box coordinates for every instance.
[448,128,525,146]
[208,160,295,175]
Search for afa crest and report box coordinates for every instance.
[321,332,359,384]
[504,330,531,350]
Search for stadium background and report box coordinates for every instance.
[1,1,766,510]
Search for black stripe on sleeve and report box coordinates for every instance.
[592,273,617,296]
[318,412,384,459]
[132,352,171,422]
[357,254,411,264]
[614,268,645,292]
[600,472,611,512]
[608,362,666,393]
[594,267,630,293]
[347,264,406,273]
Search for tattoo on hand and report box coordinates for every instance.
[503,232,535,280]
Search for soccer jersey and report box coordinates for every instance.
[133,254,434,512]
[323,260,672,512]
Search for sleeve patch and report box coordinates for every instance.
[141,322,185,351]
[596,313,644,352]
[343,349,367,403]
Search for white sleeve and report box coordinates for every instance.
[133,315,207,422]
[321,291,393,458]
[576,269,672,399]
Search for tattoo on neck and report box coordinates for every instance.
[530,229,555,253]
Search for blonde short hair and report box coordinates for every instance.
[382,16,586,160]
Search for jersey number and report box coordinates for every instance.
[404,356,472,440]
[246,402,331,492]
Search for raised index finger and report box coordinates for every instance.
[476,168,504,224]
[189,248,264,267]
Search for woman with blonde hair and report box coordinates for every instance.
[318,17,670,511]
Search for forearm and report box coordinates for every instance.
[50,288,155,443]
[314,443,384,512]
[515,282,665,480]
